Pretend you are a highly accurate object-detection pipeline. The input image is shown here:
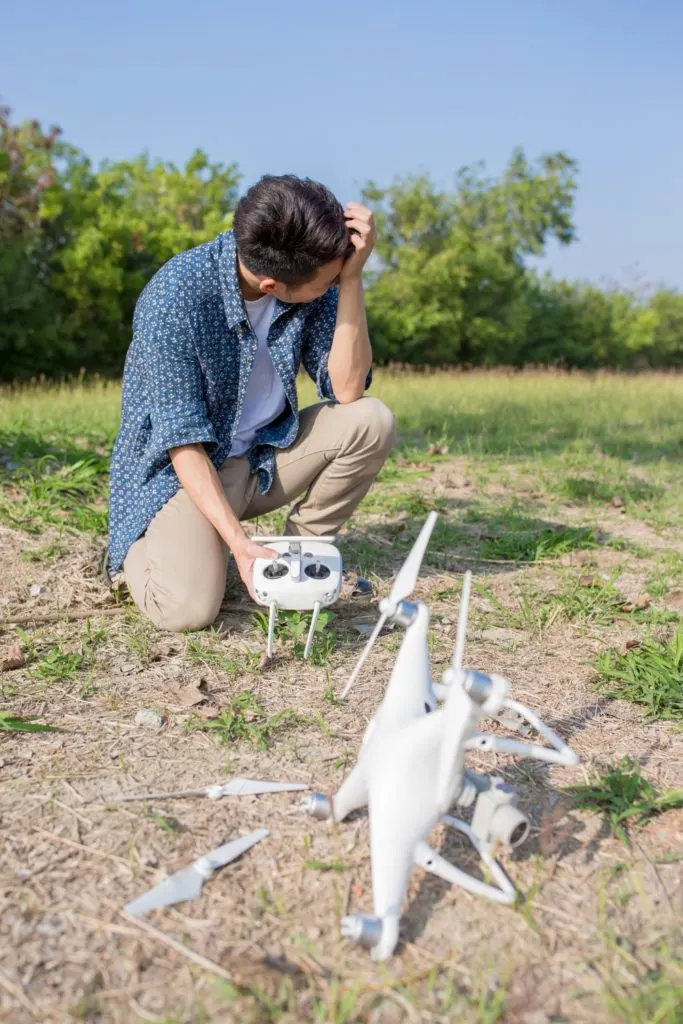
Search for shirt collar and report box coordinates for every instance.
[218,230,290,329]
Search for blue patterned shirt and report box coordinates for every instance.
[107,230,359,574]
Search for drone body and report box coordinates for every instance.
[305,514,580,961]
[252,536,342,658]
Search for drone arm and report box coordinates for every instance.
[465,732,578,766]
[503,699,580,765]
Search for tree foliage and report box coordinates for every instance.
[1,108,239,378]
[1,108,681,379]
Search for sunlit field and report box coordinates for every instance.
[1,370,682,1023]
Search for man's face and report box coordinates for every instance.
[268,258,345,304]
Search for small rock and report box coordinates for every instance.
[481,627,520,645]
[1,643,26,671]
[665,590,683,612]
[134,709,164,731]
[610,494,625,509]
[29,584,44,598]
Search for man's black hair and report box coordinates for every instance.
[233,174,352,284]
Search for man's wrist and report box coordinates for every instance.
[339,268,364,287]
[223,524,248,552]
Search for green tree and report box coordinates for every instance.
[1,107,240,380]
[363,149,578,365]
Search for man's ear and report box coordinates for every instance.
[259,277,277,294]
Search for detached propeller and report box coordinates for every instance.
[341,511,438,698]
[124,828,269,917]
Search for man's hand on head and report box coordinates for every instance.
[340,203,376,283]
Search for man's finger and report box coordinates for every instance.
[345,218,372,234]
[344,203,370,220]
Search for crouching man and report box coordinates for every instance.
[106,174,395,631]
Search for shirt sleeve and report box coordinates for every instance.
[300,287,373,401]
[136,301,218,466]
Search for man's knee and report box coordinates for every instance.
[338,396,397,453]
[145,589,223,634]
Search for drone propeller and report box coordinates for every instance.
[124,828,268,917]
[341,512,438,698]
[451,569,472,672]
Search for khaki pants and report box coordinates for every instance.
[123,397,396,632]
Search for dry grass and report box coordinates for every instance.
[1,370,682,1023]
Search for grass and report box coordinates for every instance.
[595,630,683,721]
[185,690,305,749]
[31,620,107,683]
[253,607,338,665]
[0,710,58,732]
[566,757,683,844]
[1,370,683,1023]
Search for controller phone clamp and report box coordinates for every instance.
[252,536,343,659]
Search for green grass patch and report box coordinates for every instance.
[595,630,683,720]
[185,691,305,749]
[253,608,337,666]
[32,621,107,683]
[566,757,683,844]
[480,517,600,562]
[0,711,59,733]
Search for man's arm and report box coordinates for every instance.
[168,445,276,600]
[135,301,276,598]
[326,203,376,404]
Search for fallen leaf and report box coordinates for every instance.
[579,575,602,588]
[1,643,26,671]
[194,705,221,720]
[170,681,209,708]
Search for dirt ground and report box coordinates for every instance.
[1,454,682,1024]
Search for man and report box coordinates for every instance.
[107,174,396,632]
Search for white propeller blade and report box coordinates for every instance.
[117,779,307,802]
[452,570,472,671]
[340,612,388,699]
[124,828,269,917]
[341,512,438,699]
[387,511,438,606]
[339,509,438,696]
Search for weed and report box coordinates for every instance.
[594,932,683,1024]
[121,621,152,666]
[566,757,683,843]
[33,620,106,683]
[304,859,349,872]
[149,812,180,834]
[595,630,683,720]
[0,711,58,732]
[253,608,337,665]
[333,750,355,771]
[482,518,600,562]
[186,691,304,749]
[20,540,67,563]
[324,679,345,706]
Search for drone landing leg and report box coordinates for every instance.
[303,601,321,660]
[267,602,277,659]
[414,830,516,905]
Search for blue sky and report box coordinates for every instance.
[3,0,682,288]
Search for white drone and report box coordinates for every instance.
[303,513,580,961]
[252,535,343,659]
